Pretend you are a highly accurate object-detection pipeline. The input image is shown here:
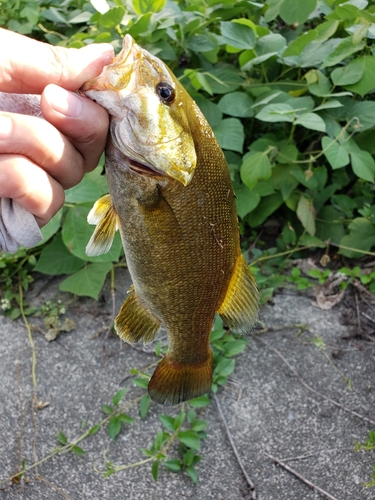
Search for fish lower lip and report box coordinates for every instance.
[128,159,162,177]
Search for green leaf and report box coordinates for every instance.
[235,186,261,219]
[205,68,243,94]
[297,195,316,236]
[224,339,248,357]
[339,218,375,258]
[151,460,159,481]
[294,113,326,132]
[108,416,122,440]
[218,92,254,118]
[214,358,235,378]
[350,149,375,182]
[283,31,317,57]
[34,209,63,247]
[35,234,85,276]
[71,445,86,456]
[98,6,125,28]
[164,459,182,472]
[133,0,166,15]
[256,103,295,123]
[102,404,114,414]
[195,97,222,128]
[344,56,375,97]
[57,431,68,445]
[247,193,284,227]
[331,59,364,86]
[139,394,150,418]
[189,395,211,407]
[118,413,134,424]
[315,206,346,245]
[321,38,365,68]
[112,388,127,406]
[88,424,100,435]
[64,174,107,204]
[186,465,199,484]
[321,137,350,169]
[177,430,201,451]
[62,204,122,263]
[59,262,112,300]
[220,21,256,50]
[159,415,175,432]
[240,152,272,190]
[279,0,317,25]
[304,69,331,97]
[187,34,217,53]
[213,118,244,153]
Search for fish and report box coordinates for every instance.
[81,35,259,405]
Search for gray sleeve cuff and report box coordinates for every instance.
[0,198,43,253]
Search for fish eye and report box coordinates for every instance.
[156,81,175,104]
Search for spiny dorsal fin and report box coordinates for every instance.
[217,253,259,334]
[115,288,162,344]
[86,194,119,256]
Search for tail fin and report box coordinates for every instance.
[148,353,213,406]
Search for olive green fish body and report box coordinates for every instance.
[83,36,259,405]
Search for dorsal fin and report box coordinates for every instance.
[86,194,119,256]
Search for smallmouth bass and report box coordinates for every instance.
[82,35,259,405]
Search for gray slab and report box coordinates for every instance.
[0,268,374,500]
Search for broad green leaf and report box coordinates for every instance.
[213,118,244,153]
[257,33,286,55]
[256,103,295,123]
[321,38,365,68]
[315,206,346,245]
[65,168,107,203]
[57,431,68,445]
[159,415,175,432]
[276,142,298,164]
[59,262,112,299]
[35,234,85,276]
[321,137,350,169]
[271,164,301,200]
[331,59,364,86]
[118,413,134,424]
[297,195,316,236]
[248,193,284,227]
[69,11,92,24]
[98,6,124,28]
[189,395,211,407]
[151,460,159,481]
[177,430,201,451]
[108,416,122,439]
[187,34,217,53]
[195,97,222,128]
[220,21,256,50]
[71,445,86,456]
[164,459,182,472]
[62,204,122,262]
[35,208,63,247]
[235,187,261,218]
[350,149,375,182]
[294,113,326,132]
[132,0,166,15]
[128,13,152,38]
[240,152,272,190]
[139,394,150,418]
[339,218,375,258]
[292,166,327,190]
[299,39,341,68]
[112,388,127,406]
[218,92,254,118]
[304,69,331,97]
[279,0,317,25]
[344,56,375,97]
[283,31,317,57]
[205,67,244,94]
[349,102,375,132]
[186,465,198,484]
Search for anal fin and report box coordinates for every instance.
[86,194,119,257]
[115,289,161,344]
[217,253,259,334]
[148,352,213,406]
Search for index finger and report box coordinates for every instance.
[0,28,114,94]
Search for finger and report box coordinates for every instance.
[41,84,109,173]
[0,112,85,189]
[0,28,114,94]
[0,155,64,226]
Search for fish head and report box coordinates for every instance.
[82,35,196,186]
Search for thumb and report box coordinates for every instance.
[0,28,114,94]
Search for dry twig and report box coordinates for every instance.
[256,336,375,426]
[213,392,256,499]
[265,453,339,500]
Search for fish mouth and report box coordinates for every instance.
[128,158,164,178]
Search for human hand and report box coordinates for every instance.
[0,28,114,232]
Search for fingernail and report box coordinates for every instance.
[45,86,83,117]
[0,115,12,139]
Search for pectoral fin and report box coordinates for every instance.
[115,288,161,344]
[86,194,119,256]
[217,254,259,334]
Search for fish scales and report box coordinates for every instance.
[82,35,259,405]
